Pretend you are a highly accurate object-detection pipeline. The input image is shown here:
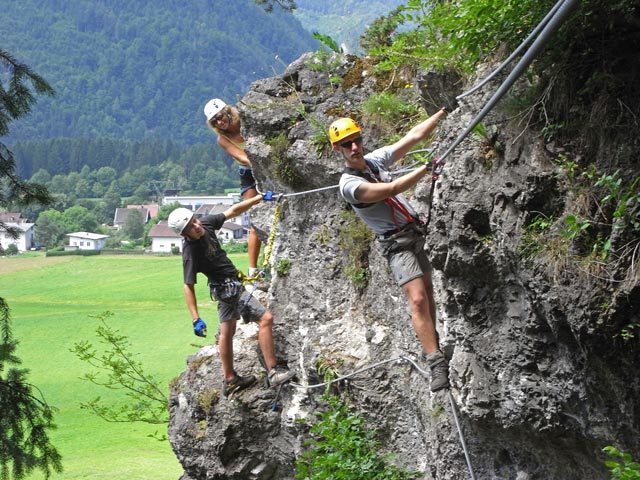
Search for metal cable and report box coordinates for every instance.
[289,355,477,479]
[456,0,566,101]
[437,0,580,166]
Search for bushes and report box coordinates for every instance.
[46,249,101,257]
[296,395,418,480]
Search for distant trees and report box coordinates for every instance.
[254,0,297,11]
[35,207,101,248]
[2,0,316,145]
[1,49,62,480]
[123,209,145,240]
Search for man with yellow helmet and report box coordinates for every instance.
[330,108,450,392]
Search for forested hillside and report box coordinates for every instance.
[3,0,402,187]
[2,0,411,249]
[2,0,316,146]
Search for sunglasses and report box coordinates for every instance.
[339,136,363,149]
[212,112,225,123]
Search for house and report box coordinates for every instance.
[0,212,25,223]
[148,221,182,253]
[66,232,109,251]
[162,193,240,210]
[195,204,249,229]
[0,220,35,252]
[218,222,249,243]
[113,207,151,229]
[127,204,159,219]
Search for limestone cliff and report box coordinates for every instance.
[169,50,639,480]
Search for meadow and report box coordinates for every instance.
[0,252,247,479]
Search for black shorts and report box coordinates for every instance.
[239,166,256,195]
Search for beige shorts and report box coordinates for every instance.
[379,230,432,287]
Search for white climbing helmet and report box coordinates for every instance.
[168,208,194,234]
[204,98,227,121]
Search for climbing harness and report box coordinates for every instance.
[209,278,243,304]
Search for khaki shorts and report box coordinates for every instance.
[217,290,266,323]
[379,229,432,287]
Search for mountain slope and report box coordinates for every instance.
[2,0,317,145]
[293,0,405,53]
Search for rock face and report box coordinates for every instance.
[169,53,640,479]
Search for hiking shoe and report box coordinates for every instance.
[223,373,257,398]
[268,365,295,387]
[426,350,450,392]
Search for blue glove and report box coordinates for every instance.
[262,191,275,201]
[193,318,207,337]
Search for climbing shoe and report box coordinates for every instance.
[426,350,450,392]
[268,365,295,387]
[223,373,257,398]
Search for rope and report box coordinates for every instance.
[289,355,477,479]
[262,200,283,268]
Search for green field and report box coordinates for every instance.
[0,252,247,479]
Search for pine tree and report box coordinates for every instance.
[0,49,61,480]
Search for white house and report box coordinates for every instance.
[0,221,35,252]
[218,222,249,243]
[195,204,249,229]
[66,232,109,251]
[148,221,183,253]
[162,193,240,210]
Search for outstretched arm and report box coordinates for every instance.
[354,164,430,203]
[390,108,447,162]
[223,193,264,220]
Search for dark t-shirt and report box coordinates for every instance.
[182,214,238,285]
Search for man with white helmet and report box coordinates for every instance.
[330,109,450,392]
[168,193,294,397]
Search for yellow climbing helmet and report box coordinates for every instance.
[329,118,361,144]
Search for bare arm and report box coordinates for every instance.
[184,283,200,321]
[218,135,251,167]
[354,164,430,203]
[390,108,447,162]
[223,193,264,220]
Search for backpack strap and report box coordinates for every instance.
[343,160,380,209]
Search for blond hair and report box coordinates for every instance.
[207,105,241,135]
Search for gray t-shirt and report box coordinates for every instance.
[339,146,418,235]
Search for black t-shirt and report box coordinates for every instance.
[182,214,238,285]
